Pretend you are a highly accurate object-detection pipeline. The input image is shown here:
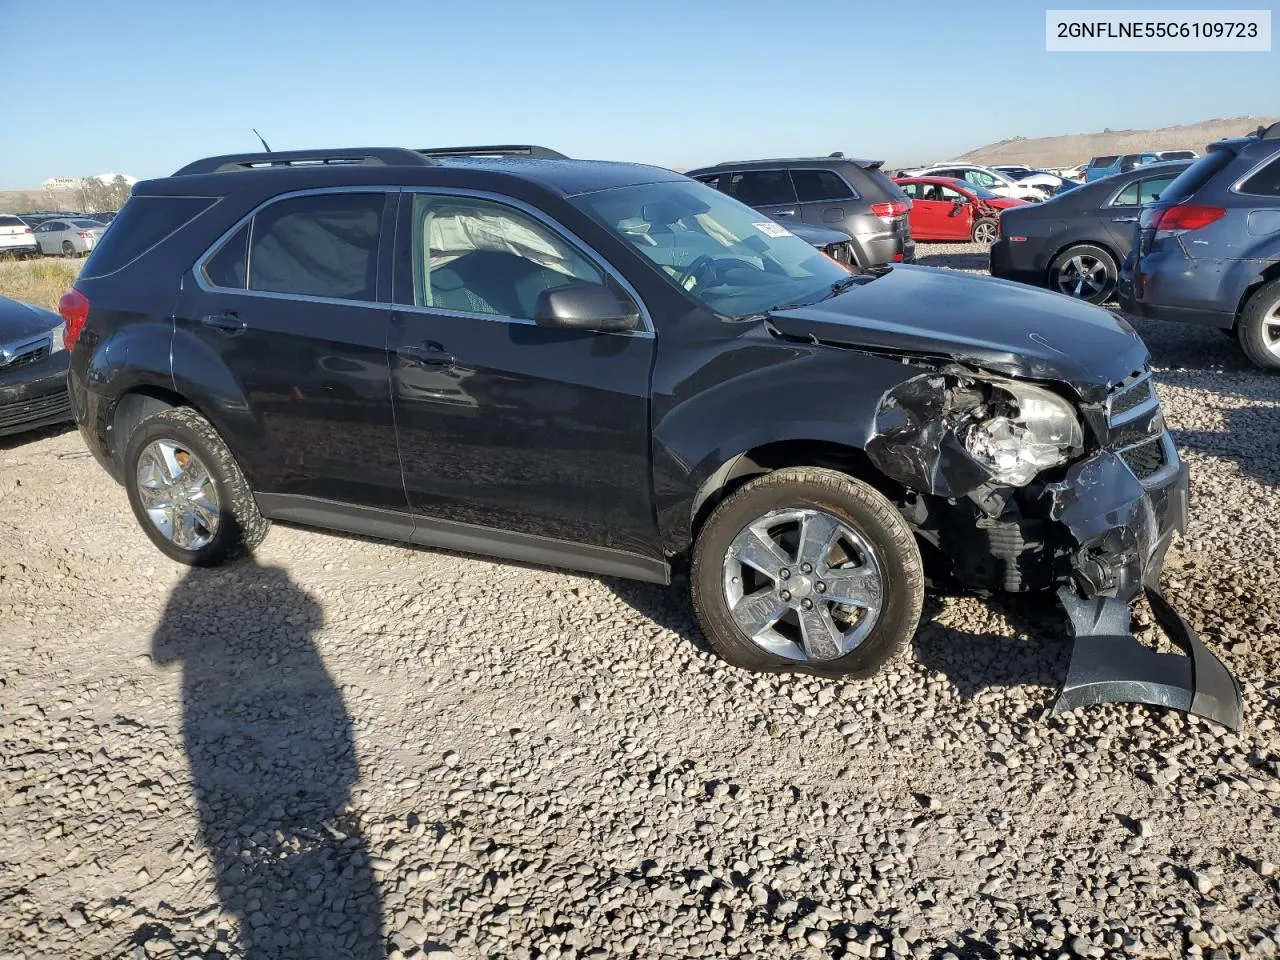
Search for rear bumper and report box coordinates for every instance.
[0,243,39,257]
[0,352,72,437]
[855,230,913,267]
[1119,252,1237,329]
[988,238,1042,286]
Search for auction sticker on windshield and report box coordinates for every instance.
[753,222,793,238]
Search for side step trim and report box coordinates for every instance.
[255,493,671,585]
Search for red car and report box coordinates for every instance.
[893,177,1029,244]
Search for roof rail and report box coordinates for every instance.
[416,144,568,159]
[172,148,440,176]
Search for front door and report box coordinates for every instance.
[935,184,976,240]
[172,189,404,510]
[388,191,660,562]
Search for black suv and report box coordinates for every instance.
[64,144,1240,728]
[684,155,914,268]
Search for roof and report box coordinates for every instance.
[686,156,883,174]
[153,147,687,199]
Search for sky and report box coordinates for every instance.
[2,0,1276,188]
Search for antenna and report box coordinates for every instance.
[253,128,272,153]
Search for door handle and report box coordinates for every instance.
[199,312,246,335]
[396,342,455,366]
[772,209,797,217]
[1111,216,1139,223]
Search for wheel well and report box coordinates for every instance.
[110,387,190,468]
[690,440,905,541]
[1044,238,1119,282]
[1234,262,1280,325]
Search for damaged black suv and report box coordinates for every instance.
[65,145,1241,728]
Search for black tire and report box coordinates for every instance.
[1237,278,1280,371]
[972,217,999,245]
[1049,243,1117,304]
[61,240,75,258]
[122,407,269,566]
[690,467,924,678]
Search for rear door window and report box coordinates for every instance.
[791,169,855,202]
[1239,155,1280,197]
[692,173,721,190]
[724,171,798,206]
[247,192,385,302]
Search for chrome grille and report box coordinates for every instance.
[0,333,54,370]
[1106,367,1171,482]
[1108,369,1158,424]
[3,344,50,370]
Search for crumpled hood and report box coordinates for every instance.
[0,295,61,345]
[767,265,1149,400]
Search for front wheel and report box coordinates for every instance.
[691,467,924,678]
[972,217,999,245]
[1049,244,1117,304]
[123,407,270,566]
[1237,278,1280,371]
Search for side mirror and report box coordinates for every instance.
[534,282,639,333]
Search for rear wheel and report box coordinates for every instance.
[1237,278,1280,371]
[1049,243,1117,304]
[971,218,998,245]
[122,407,269,566]
[691,467,924,678]
[61,240,75,258]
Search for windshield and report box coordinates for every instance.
[572,180,853,318]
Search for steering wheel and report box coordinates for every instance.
[675,255,719,289]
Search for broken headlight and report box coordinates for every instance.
[963,381,1083,486]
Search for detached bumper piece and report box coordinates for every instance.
[1051,585,1243,731]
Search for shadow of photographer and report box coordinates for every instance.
[151,561,384,959]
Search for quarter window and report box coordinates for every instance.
[204,224,250,289]
[245,193,384,302]
[1239,156,1280,197]
[404,194,618,320]
[791,169,855,202]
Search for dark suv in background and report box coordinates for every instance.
[685,154,914,267]
[1120,122,1280,369]
[60,143,1240,729]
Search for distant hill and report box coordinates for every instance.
[955,116,1279,169]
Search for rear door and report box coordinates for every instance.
[791,168,856,227]
[722,170,801,222]
[1103,172,1181,254]
[173,189,404,510]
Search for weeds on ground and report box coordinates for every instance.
[0,258,82,311]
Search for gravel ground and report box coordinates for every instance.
[2,243,1278,959]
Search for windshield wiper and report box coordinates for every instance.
[768,276,864,313]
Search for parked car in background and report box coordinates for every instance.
[992,165,1067,189]
[1120,123,1280,369]
[1055,162,1089,181]
[0,295,72,437]
[33,218,107,257]
[898,163,1052,201]
[894,176,1028,244]
[58,144,1242,728]
[1085,153,1160,182]
[990,160,1190,303]
[0,215,38,259]
[1152,150,1198,162]
[685,155,915,266]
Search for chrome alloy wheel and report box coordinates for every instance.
[973,219,998,245]
[136,440,220,550]
[722,507,884,661]
[1263,299,1280,360]
[1056,254,1110,299]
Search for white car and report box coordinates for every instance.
[0,215,38,259]
[899,163,1052,202]
[33,218,107,257]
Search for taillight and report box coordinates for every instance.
[892,252,903,262]
[77,231,92,238]
[59,289,89,350]
[23,227,32,234]
[1154,204,1226,236]
[870,200,909,219]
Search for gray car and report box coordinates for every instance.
[685,155,915,267]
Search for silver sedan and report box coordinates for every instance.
[33,218,107,257]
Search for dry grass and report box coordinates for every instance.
[0,258,82,312]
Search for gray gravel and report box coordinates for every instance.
[2,243,1278,959]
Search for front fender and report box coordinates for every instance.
[651,335,926,555]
